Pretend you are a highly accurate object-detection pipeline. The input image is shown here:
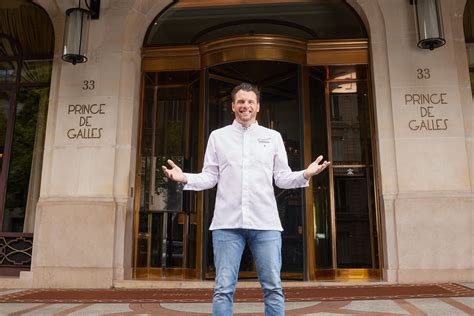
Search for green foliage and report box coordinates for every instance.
[5,88,45,214]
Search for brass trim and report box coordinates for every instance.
[135,268,199,280]
[307,40,368,51]
[315,269,380,281]
[332,164,371,168]
[142,36,369,72]
[142,46,200,72]
[324,66,337,269]
[200,35,307,67]
[307,39,369,65]
[281,272,305,280]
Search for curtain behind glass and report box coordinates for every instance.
[0,1,54,57]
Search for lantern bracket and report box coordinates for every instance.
[86,0,100,20]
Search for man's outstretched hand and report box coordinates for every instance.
[303,155,331,180]
[162,159,187,183]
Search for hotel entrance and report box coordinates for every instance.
[206,61,304,279]
[134,0,382,281]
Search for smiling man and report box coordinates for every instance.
[162,82,330,316]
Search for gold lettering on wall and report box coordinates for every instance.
[66,103,106,139]
[404,69,449,132]
[403,93,449,131]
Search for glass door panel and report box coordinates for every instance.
[310,65,380,277]
[334,167,371,268]
[205,60,304,279]
[135,63,380,280]
[309,69,332,269]
[136,71,199,279]
[264,65,302,277]
[329,82,371,165]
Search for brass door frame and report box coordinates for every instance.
[142,35,368,71]
[323,70,382,280]
[136,35,380,281]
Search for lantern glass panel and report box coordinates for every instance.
[414,0,445,49]
[62,8,90,64]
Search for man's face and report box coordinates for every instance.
[232,90,260,126]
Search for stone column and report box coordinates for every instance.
[351,0,473,282]
[29,0,172,288]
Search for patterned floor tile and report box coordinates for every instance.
[70,304,133,315]
[407,298,471,315]
[0,303,45,315]
[160,301,319,313]
[452,296,474,309]
[345,299,408,314]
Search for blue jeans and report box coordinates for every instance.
[212,229,284,316]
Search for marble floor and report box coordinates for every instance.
[0,283,472,315]
[0,297,472,315]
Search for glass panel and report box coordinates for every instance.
[0,91,11,172]
[328,65,366,80]
[329,80,371,165]
[149,204,187,268]
[150,213,163,267]
[0,36,19,57]
[136,237,148,268]
[0,61,17,83]
[265,67,302,275]
[149,156,183,212]
[21,60,52,83]
[206,61,303,278]
[334,167,372,268]
[3,87,49,232]
[368,167,379,269]
[139,157,150,233]
[309,68,332,269]
[146,1,367,46]
[138,71,199,271]
[186,214,197,269]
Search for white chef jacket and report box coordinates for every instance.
[184,120,309,231]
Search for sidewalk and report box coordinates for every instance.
[0,283,472,315]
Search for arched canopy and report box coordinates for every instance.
[0,0,54,57]
[145,0,367,47]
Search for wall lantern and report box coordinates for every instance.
[410,0,446,50]
[62,0,100,65]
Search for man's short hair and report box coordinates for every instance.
[231,82,260,103]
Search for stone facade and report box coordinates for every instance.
[8,0,470,288]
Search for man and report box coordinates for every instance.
[162,82,330,316]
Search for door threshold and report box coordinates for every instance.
[115,279,390,289]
